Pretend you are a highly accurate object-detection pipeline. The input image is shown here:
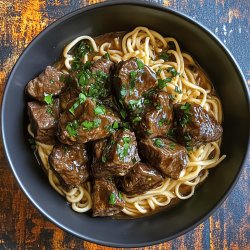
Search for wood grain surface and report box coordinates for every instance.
[0,0,249,249]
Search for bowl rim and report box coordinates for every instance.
[1,0,250,247]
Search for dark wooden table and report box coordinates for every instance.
[0,1,249,249]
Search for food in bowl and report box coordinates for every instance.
[25,26,226,217]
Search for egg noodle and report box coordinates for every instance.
[28,27,226,216]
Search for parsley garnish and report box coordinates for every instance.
[130,71,137,89]
[120,87,127,98]
[104,52,110,60]
[94,105,106,115]
[120,109,127,119]
[46,107,53,115]
[81,118,101,130]
[112,121,119,129]
[169,143,176,150]
[44,94,53,105]
[101,155,107,163]
[179,103,191,127]
[153,138,165,148]
[159,52,170,61]
[136,58,144,70]
[168,67,179,77]
[109,193,116,205]
[175,86,182,94]
[159,118,167,127]
[158,78,172,89]
[69,93,87,115]
[118,192,123,200]
[132,117,142,123]
[66,120,78,137]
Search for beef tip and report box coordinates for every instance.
[58,97,120,144]
[49,144,89,190]
[73,58,114,99]
[26,66,65,102]
[92,129,140,178]
[60,81,80,111]
[173,102,223,148]
[92,178,125,217]
[102,95,120,113]
[90,58,114,75]
[119,162,164,195]
[27,99,59,144]
[132,91,173,138]
[112,57,157,114]
[138,138,188,179]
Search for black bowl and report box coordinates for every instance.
[2,1,250,247]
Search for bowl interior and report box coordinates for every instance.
[2,2,249,247]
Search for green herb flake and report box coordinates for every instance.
[44,94,53,105]
[69,93,87,115]
[50,79,55,84]
[169,143,176,150]
[104,52,110,60]
[156,103,162,110]
[101,155,107,163]
[66,120,78,137]
[175,86,182,94]
[82,118,101,130]
[156,68,162,76]
[112,121,119,129]
[158,78,172,89]
[46,107,53,115]
[108,193,116,205]
[168,67,179,77]
[132,117,142,123]
[136,58,144,70]
[120,87,127,98]
[159,118,166,127]
[159,53,170,62]
[153,138,165,148]
[122,136,131,144]
[118,192,123,200]
[94,105,106,115]
[120,109,127,119]
[130,71,137,89]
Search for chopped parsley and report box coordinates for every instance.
[69,93,87,115]
[130,71,137,89]
[50,79,55,84]
[109,193,116,205]
[159,52,170,61]
[168,67,179,77]
[66,120,79,137]
[112,121,119,129]
[155,103,162,110]
[94,105,106,115]
[103,52,110,60]
[120,109,127,119]
[136,58,144,70]
[46,107,53,115]
[81,118,101,130]
[159,118,167,127]
[167,128,176,141]
[175,86,182,94]
[120,87,127,98]
[132,117,142,123]
[158,78,172,89]
[156,68,162,76]
[44,94,53,105]
[101,155,107,163]
[153,138,165,148]
[118,192,123,200]
[169,143,176,150]
[179,103,191,127]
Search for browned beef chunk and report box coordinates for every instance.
[92,178,125,217]
[138,138,188,179]
[27,99,59,144]
[90,58,114,75]
[112,58,157,114]
[49,144,89,190]
[26,66,65,102]
[74,58,114,99]
[92,130,140,178]
[119,162,164,195]
[60,58,114,111]
[60,81,80,111]
[132,91,173,138]
[173,103,223,148]
[58,98,120,145]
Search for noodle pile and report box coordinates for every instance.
[29,27,226,216]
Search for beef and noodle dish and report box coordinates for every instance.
[26,27,226,217]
